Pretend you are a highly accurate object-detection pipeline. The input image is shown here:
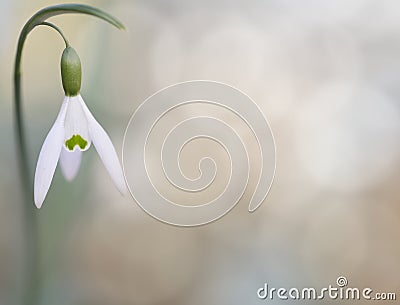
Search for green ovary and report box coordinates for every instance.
[65,134,88,151]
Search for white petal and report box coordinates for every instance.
[59,147,82,181]
[78,95,127,194]
[34,98,68,208]
[63,95,91,151]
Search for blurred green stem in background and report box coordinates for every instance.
[13,4,124,305]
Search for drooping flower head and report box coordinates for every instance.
[34,46,126,208]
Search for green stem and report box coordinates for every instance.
[39,22,70,47]
[13,4,124,305]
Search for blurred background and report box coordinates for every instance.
[1,0,400,304]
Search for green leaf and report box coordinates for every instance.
[24,3,125,33]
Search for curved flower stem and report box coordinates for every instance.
[39,22,70,47]
[13,4,124,305]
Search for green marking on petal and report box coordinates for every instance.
[65,134,88,151]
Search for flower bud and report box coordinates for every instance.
[61,47,81,96]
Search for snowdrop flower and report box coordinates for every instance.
[34,46,126,208]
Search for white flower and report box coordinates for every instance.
[34,94,127,208]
